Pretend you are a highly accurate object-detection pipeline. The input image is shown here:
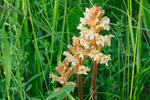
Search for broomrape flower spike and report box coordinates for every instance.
[78,4,114,65]
[77,4,114,100]
[50,4,113,100]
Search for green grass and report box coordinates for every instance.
[0,0,150,100]
[1,9,11,100]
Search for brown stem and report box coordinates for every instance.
[91,61,98,100]
[77,74,83,100]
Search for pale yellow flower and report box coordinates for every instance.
[96,16,110,31]
[96,54,111,66]
[87,50,111,66]
[95,35,105,47]
[77,65,90,74]
[80,37,91,49]
[63,51,79,66]
[104,34,114,46]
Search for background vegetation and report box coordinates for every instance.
[0,0,150,100]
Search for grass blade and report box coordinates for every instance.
[27,0,43,95]
[130,0,143,99]
[57,0,67,63]
[1,9,11,100]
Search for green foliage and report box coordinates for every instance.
[1,9,12,100]
[0,0,150,100]
[46,84,75,100]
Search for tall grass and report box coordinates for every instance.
[0,0,150,100]
[1,9,11,100]
[129,0,143,99]
[27,0,43,95]
[57,0,67,63]
[50,0,59,65]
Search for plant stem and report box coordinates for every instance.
[77,74,83,100]
[91,61,98,100]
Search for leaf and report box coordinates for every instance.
[1,10,12,91]
[56,84,75,100]
[23,73,42,87]
[65,91,75,100]
[46,84,75,100]
[57,92,68,100]
[46,89,64,100]
[25,84,32,92]
[63,84,75,92]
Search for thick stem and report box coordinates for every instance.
[91,61,98,100]
[77,74,83,100]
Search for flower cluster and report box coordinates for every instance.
[77,4,114,65]
[50,4,114,92]
[50,36,91,89]
[63,36,90,74]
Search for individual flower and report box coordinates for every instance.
[95,16,110,31]
[77,65,91,74]
[95,34,114,50]
[80,36,91,49]
[95,34,105,47]
[103,34,114,46]
[98,54,111,66]
[87,49,111,66]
